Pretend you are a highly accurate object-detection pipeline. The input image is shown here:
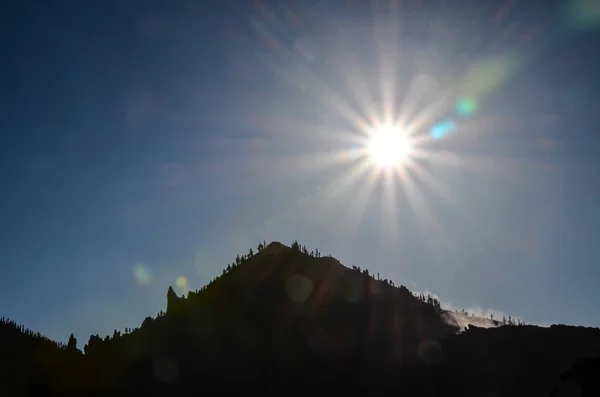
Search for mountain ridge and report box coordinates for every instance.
[2,240,600,396]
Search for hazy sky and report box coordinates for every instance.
[1,0,599,343]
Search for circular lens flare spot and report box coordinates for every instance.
[286,275,313,302]
[175,275,188,292]
[133,263,152,286]
[456,96,477,117]
[431,119,456,140]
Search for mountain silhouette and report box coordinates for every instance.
[2,240,600,397]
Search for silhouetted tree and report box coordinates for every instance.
[84,334,102,355]
[67,333,78,352]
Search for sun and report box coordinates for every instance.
[366,123,414,168]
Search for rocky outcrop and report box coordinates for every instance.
[166,286,184,315]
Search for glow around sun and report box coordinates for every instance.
[366,123,414,168]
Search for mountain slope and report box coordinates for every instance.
[1,241,600,397]
[157,241,460,377]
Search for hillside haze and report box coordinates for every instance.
[1,241,600,397]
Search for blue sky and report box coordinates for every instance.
[1,0,599,343]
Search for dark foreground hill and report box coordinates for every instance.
[1,241,600,397]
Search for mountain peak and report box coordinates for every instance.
[4,240,600,396]
[166,285,184,315]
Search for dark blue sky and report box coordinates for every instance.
[1,0,599,343]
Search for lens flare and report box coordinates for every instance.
[431,119,456,140]
[132,263,152,286]
[175,275,188,291]
[456,97,477,118]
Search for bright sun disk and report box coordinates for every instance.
[367,124,413,168]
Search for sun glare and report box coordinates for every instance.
[367,124,413,168]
